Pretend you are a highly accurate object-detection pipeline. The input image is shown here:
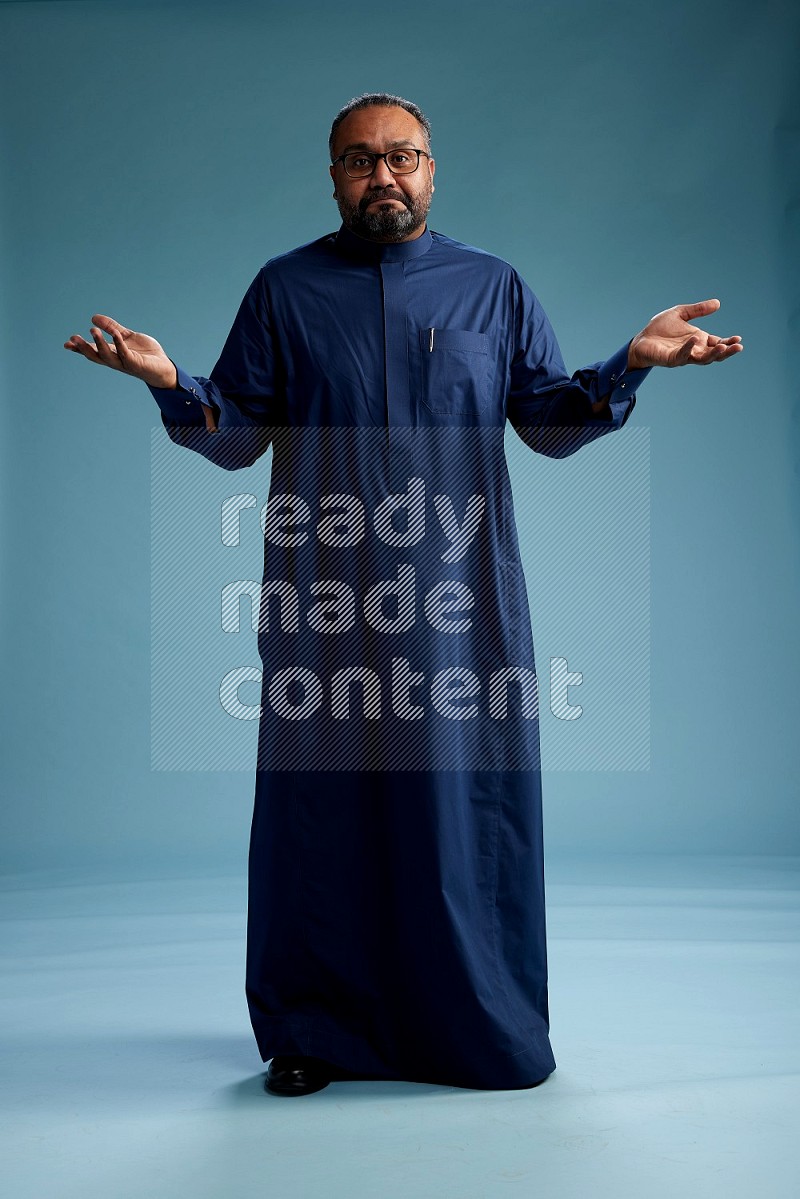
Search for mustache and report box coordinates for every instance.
[360,190,410,211]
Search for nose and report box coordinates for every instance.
[370,155,396,187]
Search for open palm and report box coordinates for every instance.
[64,313,176,388]
[628,299,743,370]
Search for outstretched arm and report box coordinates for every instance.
[507,280,743,458]
[64,269,280,470]
[64,315,219,433]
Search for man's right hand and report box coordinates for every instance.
[63,314,178,389]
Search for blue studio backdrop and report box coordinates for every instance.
[1,0,798,875]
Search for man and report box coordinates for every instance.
[64,93,743,1097]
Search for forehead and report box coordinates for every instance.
[333,106,424,156]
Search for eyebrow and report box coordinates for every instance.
[338,139,419,154]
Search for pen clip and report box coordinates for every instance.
[429,327,435,352]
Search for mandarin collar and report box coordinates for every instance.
[334,221,433,263]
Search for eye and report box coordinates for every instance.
[349,155,372,169]
[388,151,411,166]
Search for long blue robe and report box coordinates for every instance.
[149,222,650,1089]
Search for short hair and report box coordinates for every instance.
[329,92,432,161]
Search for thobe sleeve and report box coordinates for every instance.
[506,272,651,459]
[147,268,279,471]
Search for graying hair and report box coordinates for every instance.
[329,93,432,161]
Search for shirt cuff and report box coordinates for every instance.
[596,340,652,406]
[147,361,215,426]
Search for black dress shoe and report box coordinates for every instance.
[264,1055,331,1096]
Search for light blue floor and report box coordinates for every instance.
[2,855,798,1199]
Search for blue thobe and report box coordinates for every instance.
[149,221,651,1089]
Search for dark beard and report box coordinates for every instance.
[336,185,431,243]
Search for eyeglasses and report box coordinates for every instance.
[332,147,431,179]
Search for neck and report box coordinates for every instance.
[334,222,434,263]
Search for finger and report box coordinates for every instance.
[109,325,134,370]
[64,333,103,362]
[90,325,120,367]
[681,334,704,363]
[698,342,734,365]
[696,343,725,364]
[91,313,134,338]
[678,298,721,321]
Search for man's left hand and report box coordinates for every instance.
[627,299,743,370]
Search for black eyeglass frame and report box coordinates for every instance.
[331,148,432,178]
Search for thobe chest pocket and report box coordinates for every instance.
[418,328,491,416]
